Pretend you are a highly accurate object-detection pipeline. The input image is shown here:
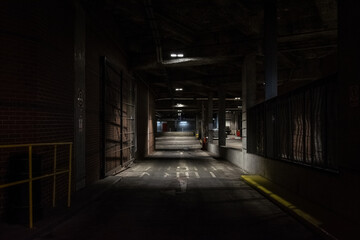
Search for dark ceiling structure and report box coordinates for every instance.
[83,0,338,119]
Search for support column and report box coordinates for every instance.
[338,0,360,170]
[195,113,200,138]
[218,86,226,146]
[242,54,257,166]
[234,113,238,134]
[74,1,86,190]
[201,101,205,139]
[208,92,214,143]
[264,0,278,100]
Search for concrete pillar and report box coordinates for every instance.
[264,0,278,100]
[338,0,360,169]
[234,113,238,133]
[218,86,226,146]
[201,101,205,139]
[208,92,214,143]
[242,54,257,165]
[195,113,200,138]
[74,1,86,190]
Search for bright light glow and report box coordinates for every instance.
[176,103,184,107]
[234,97,241,100]
[175,88,183,91]
[170,53,184,58]
[179,121,188,125]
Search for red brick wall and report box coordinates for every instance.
[0,0,74,218]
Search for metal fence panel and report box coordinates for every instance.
[247,76,337,170]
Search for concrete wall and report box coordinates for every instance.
[207,143,360,222]
[136,80,155,160]
[245,154,360,223]
[207,143,244,168]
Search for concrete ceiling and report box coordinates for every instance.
[83,0,338,119]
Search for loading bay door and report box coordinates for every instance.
[101,57,135,177]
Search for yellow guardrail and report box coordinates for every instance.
[0,142,72,228]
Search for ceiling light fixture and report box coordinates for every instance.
[234,97,241,100]
[175,88,183,91]
[170,53,184,58]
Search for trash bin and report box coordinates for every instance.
[6,153,43,225]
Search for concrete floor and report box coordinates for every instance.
[30,136,320,240]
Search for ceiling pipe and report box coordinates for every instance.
[155,97,242,101]
[156,107,242,112]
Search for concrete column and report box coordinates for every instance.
[242,54,257,166]
[218,86,226,146]
[234,113,238,133]
[338,0,360,169]
[208,92,214,143]
[264,0,278,100]
[201,101,205,139]
[195,113,200,138]
[74,1,86,190]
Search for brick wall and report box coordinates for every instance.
[0,0,74,218]
[0,0,153,220]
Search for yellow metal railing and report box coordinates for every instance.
[0,142,72,228]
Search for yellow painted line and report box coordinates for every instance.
[241,175,322,227]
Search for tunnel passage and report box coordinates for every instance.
[155,132,202,151]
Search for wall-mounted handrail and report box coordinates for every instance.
[0,142,73,228]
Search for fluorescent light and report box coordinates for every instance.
[170,53,184,58]
[234,97,241,100]
[176,103,184,107]
[175,88,183,91]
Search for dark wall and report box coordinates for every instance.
[0,0,141,219]
[136,80,156,160]
[0,0,74,217]
[84,6,129,185]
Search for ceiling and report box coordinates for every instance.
[83,0,338,119]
